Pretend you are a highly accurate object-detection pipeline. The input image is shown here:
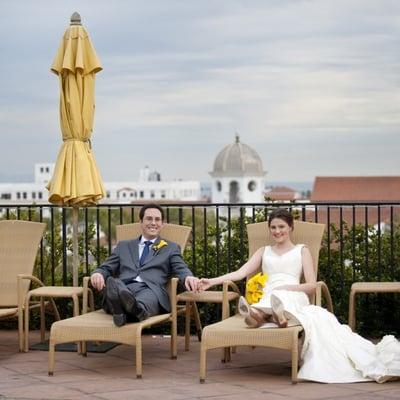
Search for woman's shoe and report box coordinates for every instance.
[238,296,251,317]
[271,293,290,328]
[239,296,268,328]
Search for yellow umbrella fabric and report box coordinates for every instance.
[48,16,105,206]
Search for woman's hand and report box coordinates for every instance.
[199,278,214,291]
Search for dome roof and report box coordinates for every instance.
[211,135,265,177]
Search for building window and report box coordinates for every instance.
[161,190,166,199]
[1,193,11,200]
[248,181,257,192]
[16,192,21,199]
[106,191,110,198]
[122,193,126,198]
[38,192,43,199]
[150,190,155,199]
[23,192,27,199]
[40,167,44,173]
[140,191,144,198]
[130,192,134,197]
[32,192,36,199]
[46,167,49,173]
[216,181,222,192]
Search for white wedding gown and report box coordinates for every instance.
[251,245,400,383]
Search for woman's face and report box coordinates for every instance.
[269,217,292,243]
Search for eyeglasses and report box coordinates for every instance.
[143,217,162,223]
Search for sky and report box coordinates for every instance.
[0,0,399,185]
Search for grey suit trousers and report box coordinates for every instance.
[102,278,162,321]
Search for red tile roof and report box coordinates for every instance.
[311,177,400,202]
[264,186,299,201]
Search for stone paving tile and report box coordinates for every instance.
[194,392,291,400]
[0,383,84,400]
[95,387,189,400]
[163,381,253,398]
[66,376,158,394]
[271,382,370,400]
[0,371,43,390]
[31,368,104,384]
[371,387,400,398]
[4,359,79,375]
[0,330,399,400]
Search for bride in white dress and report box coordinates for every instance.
[200,208,400,383]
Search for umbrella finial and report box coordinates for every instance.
[70,12,82,26]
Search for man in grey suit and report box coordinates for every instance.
[91,203,200,326]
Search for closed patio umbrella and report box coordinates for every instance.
[47,12,105,286]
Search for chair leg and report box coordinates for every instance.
[199,343,207,383]
[18,302,24,352]
[81,341,87,356]
[192,302,202,341]
[222,347,231,363]
[171,304,178,359]
[24,293,32,352]
[291,333,299,384]
[50,298,61,321]
[40,297,46,343]
[185,301,191,351]
[136,330,143,379]
[348,288,356,331]
[71,294,82,354]
[48,338,55,376]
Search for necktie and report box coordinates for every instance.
[139,241,152,266]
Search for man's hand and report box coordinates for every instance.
[185,276,201,292]
[91,273,105,291]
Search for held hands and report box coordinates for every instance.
[184,277,216,292]
[199,278,214,291]
[184,276,203,293]
[90,272,105,291]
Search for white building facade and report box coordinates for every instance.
[0,164,201,204]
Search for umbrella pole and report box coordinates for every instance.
[72,206,79,287]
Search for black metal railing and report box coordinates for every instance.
[1,201,399,334]
[1,201,399,284]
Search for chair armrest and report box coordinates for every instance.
[222,280,241,295]
[17,274,46,309]
[315,280,333,313]
[82,276,91,314]
[222,280,241,319]
[169,277,179,319]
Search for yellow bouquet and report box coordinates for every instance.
[245,272,268,304]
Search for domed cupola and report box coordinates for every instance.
[211,134,264,177]
[210,135,267,204]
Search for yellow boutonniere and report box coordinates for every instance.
[153,240,168,251]
[245,272,268,305]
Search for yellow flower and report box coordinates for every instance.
[153,240,168,251]
[245,272,268,305]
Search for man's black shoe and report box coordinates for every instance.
[113,313,127,327]
[119,287,137,315]
[106,277,127,326]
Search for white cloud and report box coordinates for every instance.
[0,0,399,183]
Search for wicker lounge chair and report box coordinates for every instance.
[0,220,59,351]
[48,222,191,378]
[200,220,332,383]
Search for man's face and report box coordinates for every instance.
[140,208,164,240]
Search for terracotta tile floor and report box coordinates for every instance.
[0,329,398,400]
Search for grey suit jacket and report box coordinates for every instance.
[93,236,193,312]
